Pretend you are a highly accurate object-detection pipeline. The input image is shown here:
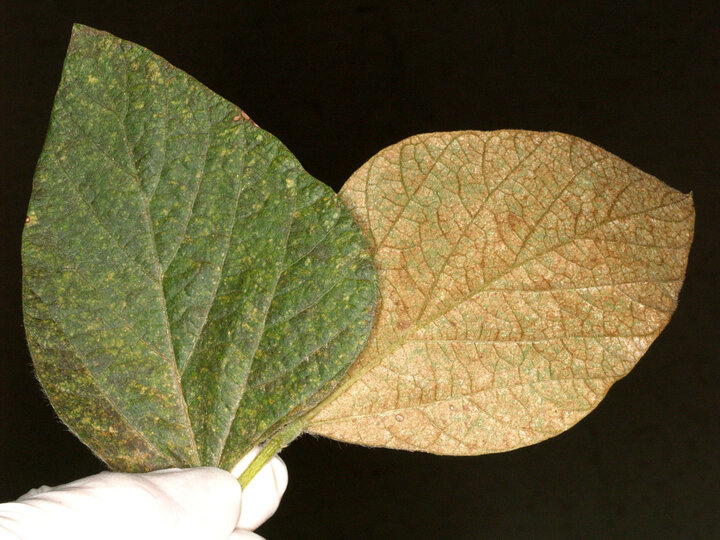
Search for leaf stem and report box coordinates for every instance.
[237,419,303,489]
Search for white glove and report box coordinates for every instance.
[0,447,287,540]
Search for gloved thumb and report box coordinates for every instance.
[0,467,242,540]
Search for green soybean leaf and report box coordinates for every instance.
[305,131,693,454]
[22,24,377,472]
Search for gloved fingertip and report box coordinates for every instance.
[268,456,288,498]
[236,456,287,530]
[228,529,266,540]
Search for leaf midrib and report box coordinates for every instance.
[63,44,202,462]
[309,374,618,426]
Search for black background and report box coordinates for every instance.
[1,1,718,538]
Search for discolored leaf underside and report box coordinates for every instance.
[22,25,377,472]
[306,131,694,454]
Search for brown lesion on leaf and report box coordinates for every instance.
[233,109,258,127]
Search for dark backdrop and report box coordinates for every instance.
[1,2,718,538]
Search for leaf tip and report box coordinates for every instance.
[70,23,96,39]
[68,23,112,53]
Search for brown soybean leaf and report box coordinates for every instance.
[305,130,694,454]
